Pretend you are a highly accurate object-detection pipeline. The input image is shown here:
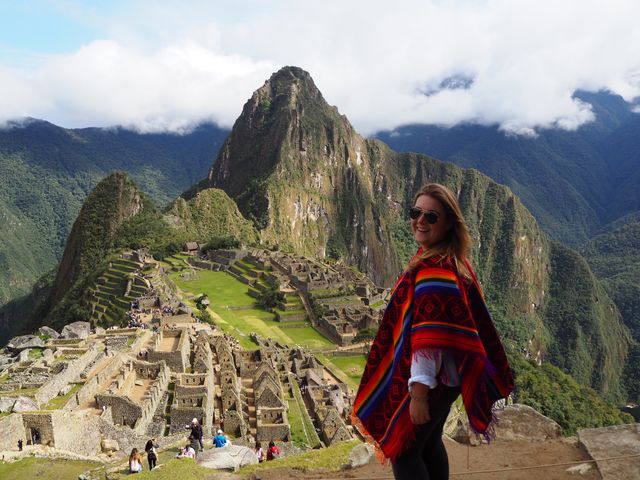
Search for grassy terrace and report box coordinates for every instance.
[288,373,322,448]
[167,267,333,351]
[316,354,367,391]
[44,383,83,410]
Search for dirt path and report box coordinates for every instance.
[246,438,601,480]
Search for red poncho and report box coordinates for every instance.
[352,254,514,460]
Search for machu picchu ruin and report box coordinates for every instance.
[0,246,379,472]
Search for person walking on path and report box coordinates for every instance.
[189,418,204,451]
[144,438,159,470]
[353,183,513,480]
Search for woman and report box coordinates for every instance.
[353,183,514,480]
[128,448,143,473]
[266,440,280,460]
[255,441,264,462]
[144,438,159,470]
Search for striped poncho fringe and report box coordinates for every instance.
[352,256,514,461]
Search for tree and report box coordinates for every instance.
[352,327,377,352]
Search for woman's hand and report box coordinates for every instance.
[409,383,431,424]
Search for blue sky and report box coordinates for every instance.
[1,0,639,134]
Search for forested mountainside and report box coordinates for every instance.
[0,120,228,307]
[375,91,640,247]
[191,66,631,401]
[582,213,640,402]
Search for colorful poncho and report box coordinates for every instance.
[352,254,514,461]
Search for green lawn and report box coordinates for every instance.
[171,269,333,350]
[286,396,309,447]
[316,354,366,391]
[0,457,99,480]
[239,439,360,475]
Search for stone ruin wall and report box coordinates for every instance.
[35,345,101,406]
[256,406,290,442]
[148,329,190,372]
[96,360,170,433]
[170,373,215,435]
[67,354,125,410]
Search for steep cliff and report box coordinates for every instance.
[50,172,145,305]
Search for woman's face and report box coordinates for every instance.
[411,194,450,250]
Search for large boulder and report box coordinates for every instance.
[493,404,562,441]
[12,395,39,412]
[0,396,16,413]
[39,326,60,339]
[197,445,258,471]
[101,438,120,455]
[7,335,45,353]
[345,443,375,468]
[61,321,91,339]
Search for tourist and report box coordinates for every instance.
[189,418,204,451]
[144,438,159,470]
[176,446,186,458]
[213,429,229,448]
[128,448,143,473]
[184,444,196,459]
[254,441,264,462]
[17,439,23,451]
[353,183,514,480]
[266,441,280,460]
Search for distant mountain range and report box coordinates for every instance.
[375,91,640,247]
[0,119,228,307]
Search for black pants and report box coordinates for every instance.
[391,385,460,480]
[148,455,156,470]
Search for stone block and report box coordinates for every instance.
[494,404,561,441]
[12,396,39,412]
[101,437,120,454]
[0,396,16,413]
[197,445,258,471]
[7,335,45,352]
[39,326,60,339]
[61,321,91,339]
[345,443,374,468]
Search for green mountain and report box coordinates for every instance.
[375,91,639,247]
[0,120,228,308]
[193,66,631,401]
[581,212,640,402]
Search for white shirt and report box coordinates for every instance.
[409,348,460,389]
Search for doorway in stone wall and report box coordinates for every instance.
[30,428,41,445]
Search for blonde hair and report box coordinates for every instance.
[407,183,471,279]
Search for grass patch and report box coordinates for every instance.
[316,354,363,391]
[239,439,360,475]
[44,383,82,410]
[0,457,99,480]
[28,349,43,360]
[286,396,308,447]
[288,374,322,448]
[324,355,366,384]
[171,269,333,350]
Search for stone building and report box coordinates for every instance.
[96,359,170,433]
[147,328,190,372]
[170,372,215,435]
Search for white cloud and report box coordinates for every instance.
[1,0,639,134]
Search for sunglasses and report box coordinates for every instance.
[409,207,440,224]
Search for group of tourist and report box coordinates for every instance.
[254,440,280,462]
